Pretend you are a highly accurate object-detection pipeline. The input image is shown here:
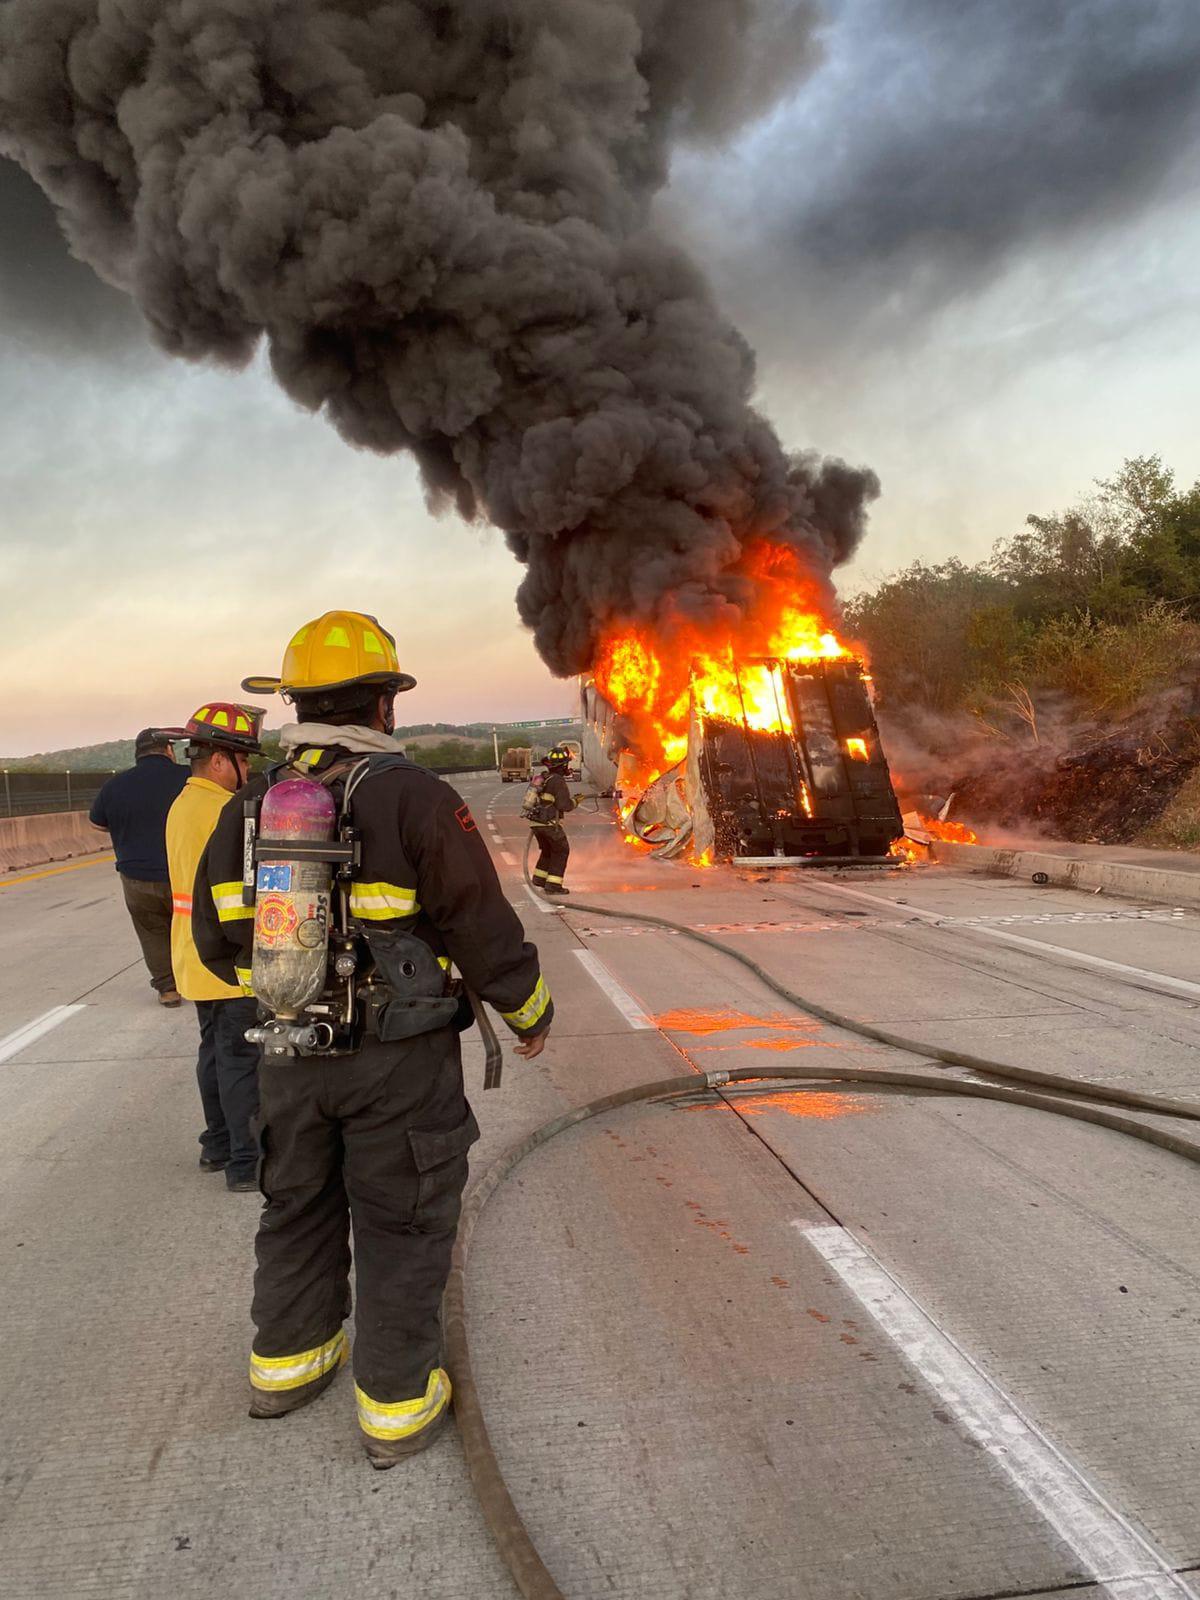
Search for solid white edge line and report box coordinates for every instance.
[0,1004,87,1065]
[812,879,1200,1002]
[501,851,518,866]
[797,1222,1197,1600]
[572,949,653,1029]
[522,885,556,915]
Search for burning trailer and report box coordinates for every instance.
[582,655,903,865]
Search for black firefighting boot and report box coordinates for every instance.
[362,1404,452,1470]
[357,1368,452,1469]
[541,883,569,896]
[248,1331,349,1419]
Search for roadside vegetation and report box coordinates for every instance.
[256,732,534,774]
[845,457,1200,846]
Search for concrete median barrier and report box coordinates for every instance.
[0,810,111,873]
[930,838,1200,910]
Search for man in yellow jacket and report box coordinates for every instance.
[166,703,264,1192]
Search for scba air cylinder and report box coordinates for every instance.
[252,778,336,1019]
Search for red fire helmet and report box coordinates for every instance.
[184,702,264,754]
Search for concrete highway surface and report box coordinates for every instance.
[2,775,1198,1600]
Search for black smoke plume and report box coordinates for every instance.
[0,159,144,356]
[0,1,877,673]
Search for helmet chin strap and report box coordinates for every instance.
[380,692,396,736]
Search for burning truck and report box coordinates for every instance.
[580,545,903,866]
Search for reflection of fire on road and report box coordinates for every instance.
[654,1007,819,1035]
[579,543,905,866]
[680,1090,875,1121]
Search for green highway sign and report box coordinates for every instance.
[493,717,577,730]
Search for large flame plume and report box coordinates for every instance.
[595,540,857,804]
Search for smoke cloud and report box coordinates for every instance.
[692,0,1200,340]
[807,0,1200,267]
[0,159,144,356]
[0,0,877,674]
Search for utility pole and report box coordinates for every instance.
[492,729,500,769]
[65,768,72,811]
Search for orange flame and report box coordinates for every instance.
[919,815,979,844]
[594,540,859,796]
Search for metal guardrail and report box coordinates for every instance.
[1,770,114,818]
[416,765,497,777]
[1,761,498,816]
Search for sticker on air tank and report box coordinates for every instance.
[256,863,293,892]
[296,898,329,949]
[255,892,301,946]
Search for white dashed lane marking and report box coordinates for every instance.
[0,1004,87,1065]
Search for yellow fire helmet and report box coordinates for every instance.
[242,611,416,699]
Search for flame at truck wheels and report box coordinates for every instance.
[582,658,903,864]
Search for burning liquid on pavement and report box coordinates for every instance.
[919,816,979,844]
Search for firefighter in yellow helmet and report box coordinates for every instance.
[523,745,577,895]
[165,703,265,1191]
[191,611,553,1467]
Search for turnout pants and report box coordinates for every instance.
[249,1028,478,1444]
[119,875,175,993]
[530,821,569,889]
[195,996,261,1184]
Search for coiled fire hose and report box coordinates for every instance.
[441,836,1200,1600]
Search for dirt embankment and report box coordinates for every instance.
[951,717,1200,846]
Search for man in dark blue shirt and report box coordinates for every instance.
[90,729,189,1006]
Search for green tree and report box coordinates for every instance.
[844,559,1007,710]
[850,454,1200,728]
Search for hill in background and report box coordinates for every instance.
[4,722,580,772]
[2,739,137,772]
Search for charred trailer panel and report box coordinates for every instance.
[690,658,903,862]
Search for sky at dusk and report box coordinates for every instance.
[2,0,1198,757]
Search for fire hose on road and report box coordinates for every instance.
[441,833,1200,1600]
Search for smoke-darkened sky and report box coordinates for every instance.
[2,0,1198,754]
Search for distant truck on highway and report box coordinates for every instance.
[500,747,533,783]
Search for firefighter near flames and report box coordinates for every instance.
[522,746,580,896]
[191,610,552,1468]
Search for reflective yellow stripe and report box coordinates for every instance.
[250,1329,347,1392]
[294,748,322,768]
[501,975,551,1032]
[349,882,420,921]
[212,881,255,922]
[235,965,254,996]
[438,955,451,971]
[355,1368,451,1440]
[544,874,564,885]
